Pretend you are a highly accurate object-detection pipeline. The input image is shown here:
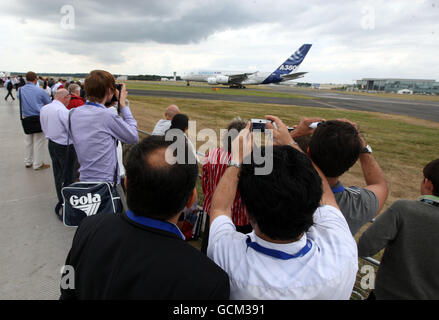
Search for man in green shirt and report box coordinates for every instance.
[358,158,439,299]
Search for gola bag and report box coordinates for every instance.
[60,108,122,227]
[61,182,121,227]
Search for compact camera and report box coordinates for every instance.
[251,119,271,132]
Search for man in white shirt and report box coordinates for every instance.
[207,116,358,300]
[40,89,77,220]
[151,104,180,135]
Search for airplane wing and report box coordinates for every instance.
[226,72,257,84]
[280,72,308,81]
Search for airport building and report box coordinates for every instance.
[356,78,439,95]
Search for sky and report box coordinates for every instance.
[0,0,438,83]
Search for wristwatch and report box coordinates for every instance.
[360,144,373,154]
[227,160,241,169]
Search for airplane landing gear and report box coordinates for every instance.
[229,84,246,89]
[186,81,190,86]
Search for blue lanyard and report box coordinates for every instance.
[419,198,439,208]
[246,236,312,260]
[86,101,104,108]
[331,184,345,194]
[125,210,185,240]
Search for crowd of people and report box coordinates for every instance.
[11,69,438,300]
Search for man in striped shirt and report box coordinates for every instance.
[201,118,251,252]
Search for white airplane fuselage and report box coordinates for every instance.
[181,44,312,87]
[181,70,280,85]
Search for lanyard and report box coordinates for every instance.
[125,210,185,240]
[246,236,312,260]
[331,184,345,194]
[419,198,439,208]
[86,101,104,108]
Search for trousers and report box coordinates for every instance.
[48,140,77,211]
[4,89,15,100]
[24,132,46,169]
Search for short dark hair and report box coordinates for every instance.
[294,135,312,153]
[84,70,115,103]
[309,120,363,178]
[170,114,189,132]
[125,135,198,220]
[26,71,38,82]
[423,159,439,197]
[238,146,322,241]
[223,117,247,153]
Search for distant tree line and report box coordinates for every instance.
[8,72,181,81]
[128,74,181,81]
[296,82,312,87]
[10,73,89,78]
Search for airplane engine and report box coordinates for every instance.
[215,75,229,84]
[207,75,229,85]
[207,77,218,85]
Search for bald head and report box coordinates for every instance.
[55,89,71,107]
[165,104,180,120]
[125,136,198,221]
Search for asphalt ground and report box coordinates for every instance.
[0,88,75,299]
[129,86,439,122]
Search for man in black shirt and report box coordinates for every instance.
[60,136,230,300]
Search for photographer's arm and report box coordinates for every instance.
[265,115,339,210]
[106,83,139,144]
[210,166,239,225]
[359,152,388,214]
[210,123,253,226]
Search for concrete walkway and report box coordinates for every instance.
[0,87,76,299]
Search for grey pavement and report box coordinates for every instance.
[0,87,75,300]
[129,86,439,122]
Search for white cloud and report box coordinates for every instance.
[0,0,438,83]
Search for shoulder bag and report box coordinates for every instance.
[61,108,122,227]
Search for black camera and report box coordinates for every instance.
[105,83,123,107]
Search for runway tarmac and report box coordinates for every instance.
[129,86,439,122]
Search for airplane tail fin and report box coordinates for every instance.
[273,44,312,75]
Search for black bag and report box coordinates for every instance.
[18,88,43,134]
[61,109,123,227]
[62,182,122,227]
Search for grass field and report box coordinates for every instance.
[129,95,439,216]
[128,94,439,298]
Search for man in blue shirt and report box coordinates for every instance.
[18,71,52,170]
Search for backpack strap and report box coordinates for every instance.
[63,108,120,187]
[18,88,24,120]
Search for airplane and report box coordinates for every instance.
[181,44,312,88]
